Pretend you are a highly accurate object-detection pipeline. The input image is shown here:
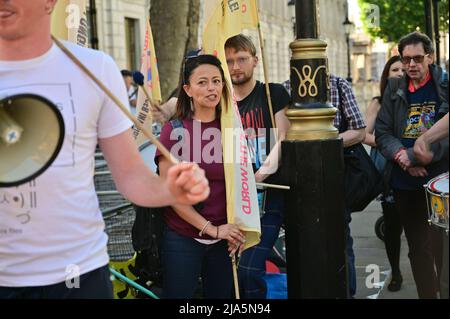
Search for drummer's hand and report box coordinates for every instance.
[414,136,434,165]
[166,162,210,205]
[407,166,428,177]
[254,170,267,183]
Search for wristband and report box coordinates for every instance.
[199,221,211,237]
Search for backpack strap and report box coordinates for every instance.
[170,119,183,129]
[170,119,184,142]
[168,118,205,212]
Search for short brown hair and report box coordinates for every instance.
[224,34,257,56]
[398,31,434,56]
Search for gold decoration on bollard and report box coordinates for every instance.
[286,38,338,141]
[291,65,326,97]
[286,108,338,141]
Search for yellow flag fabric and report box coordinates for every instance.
[51,0,88,47]
[132,20,163,147]
[202,0,260,251]
[203,0,258,57]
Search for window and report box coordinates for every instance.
[125,17,140,71]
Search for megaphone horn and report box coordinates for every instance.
[0,104,23,145]
[0,94,65,187]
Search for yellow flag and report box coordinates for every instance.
[51,0,89,47]
[203,0,258,57]
[132,20,162,147]
[202,0,260,251]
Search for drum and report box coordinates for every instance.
[424,172,449,232]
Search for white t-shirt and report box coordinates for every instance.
[127,86,137,115]
[0,42,132,287]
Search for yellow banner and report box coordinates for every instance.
[202,0,260,251]
[133,20,162,147]
[51,0,88,47]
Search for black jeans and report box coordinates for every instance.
[381,201,403,276]
[161,227,233,299]
[394,189,443,299]
[238,189,284,299]
[0,265,113,299]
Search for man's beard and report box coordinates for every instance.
[231,72,253,86]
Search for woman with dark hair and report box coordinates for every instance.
[155,54,245,299]
[364,55,405,292]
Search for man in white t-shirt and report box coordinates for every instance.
[0,0,210,298]
[120,69,137,114]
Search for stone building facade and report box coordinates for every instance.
[92,0,149,71]
[89,0,351,84]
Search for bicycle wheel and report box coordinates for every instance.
[375,215,385,242]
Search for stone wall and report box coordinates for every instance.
[92,0,350,85]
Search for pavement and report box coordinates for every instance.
[352,200,418,299]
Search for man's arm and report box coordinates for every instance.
[254,106,290,182]
[340,128,366,147]
[338,78,366,147]
[363,98,381,147]
[422,113,449,144]
[414,113,449,165]
[99,129,209,207]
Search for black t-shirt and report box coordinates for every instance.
[237,81,290,182]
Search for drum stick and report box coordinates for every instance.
[256,182,290,190]
[52,36,177,165]
[132,71,163,113]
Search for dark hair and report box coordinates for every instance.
[175,54,230,120]
[120,69,132,77]
[398,31,434,57]
[224,34,257,56]
[379,55,402,97]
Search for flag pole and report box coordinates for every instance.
[232,255,240,299]
[52,36,177,165]
[255,1,277,134]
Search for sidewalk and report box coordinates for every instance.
[352,200,418,299]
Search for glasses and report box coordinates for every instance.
[183,49,203,84]
[400,54,429,65]
[226,56,251,68]
[185,48,203,60]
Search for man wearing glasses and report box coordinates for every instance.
[224,34,291,299]
[375,31,448,299]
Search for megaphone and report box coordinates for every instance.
[0,94,65,187]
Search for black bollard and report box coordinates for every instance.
[282,0,347,298]
[282,140,347,298]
